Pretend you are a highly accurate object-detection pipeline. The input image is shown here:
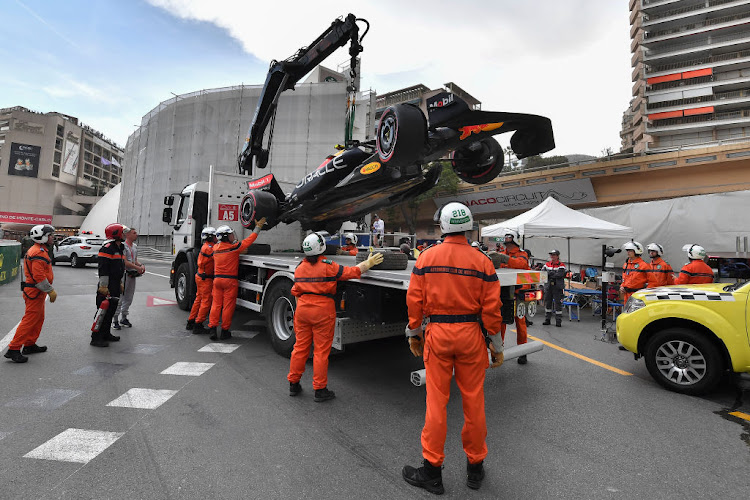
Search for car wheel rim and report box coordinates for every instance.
[177,274,186,302]
[654,340,707,385]
[271,296,294,341]
[71,255,77,266]
[378,114,396,156]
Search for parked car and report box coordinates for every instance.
[617,281,750,395]
[55,235,104,267]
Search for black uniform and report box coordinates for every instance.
[543,259,566,326]
[95,240,125,341]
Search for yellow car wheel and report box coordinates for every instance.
[644,328,723,395]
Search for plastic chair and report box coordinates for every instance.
[562,294,580,321]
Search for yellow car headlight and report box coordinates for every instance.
[624,297,645,314]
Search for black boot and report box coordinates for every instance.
[402,459,444,495]
[526,318,533,326]
[90,336,109,347]
[219,329,232,340]
[289,382,302,396]
[104,333,120,342]
[542,317,551,325]
[209,327,218,341]
[517,355,528,365]
[556,317,562,327]
[21,344,47,355]
[4,349,28,363]
[466,460,485,490]
[314,387,336,402]
[192,323,208,335]
[186,319,195,330]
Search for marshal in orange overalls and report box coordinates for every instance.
[287,257,361,390]
[406,235,502,466]
[647,256,674,287]
[675,260,714,285]
[188,240,214,324]
[622,256,650,303]
[10,244,54,350]
[339,243,358,256]
[499,244,529,346]
[208,233,259,332]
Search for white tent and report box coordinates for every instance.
[481,197,633,239]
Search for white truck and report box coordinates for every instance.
[163,169,547,357]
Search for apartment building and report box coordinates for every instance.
[628,0,750,152]
[0,106,123,231]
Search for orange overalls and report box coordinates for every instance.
[10,244,53,350]
[499,244,529,345]
[675,260,714,285]
[622,257,650,303]
[647,257,674,287]
[287,257,361,389]
[340,243,358,256]
[406,235,502,466]
[188,241,214,324]
[208,233,258,331]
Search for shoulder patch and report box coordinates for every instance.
[322,259,333,264]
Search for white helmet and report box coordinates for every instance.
[683,243,707,260]
[303,232,326,256]
[29,224,55,244]
[622,240,644,255]
[344,232,357,245]
[438,202,473,234]
[647,243,664,256]
[201,226,217,241]
[215,225,234,241]
[504,229,519,245]
[471,241,480,248]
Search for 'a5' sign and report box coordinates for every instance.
[218,204,239,222]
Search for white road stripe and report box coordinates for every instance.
[198,343,241,353]
[161,362,215,376]
[24,429,124,463]
[0,319,22,352]
[106,388,178,409]
[145,271,170,279]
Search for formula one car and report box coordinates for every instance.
[236,14,555,233]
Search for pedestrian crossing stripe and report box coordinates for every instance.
[641,288,734,302]
[146,295,178,307]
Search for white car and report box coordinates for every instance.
[55,236,104,267]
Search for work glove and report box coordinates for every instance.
[48,289,57,303]
[497,253,510,264]
[408,336,424,357]
[357,252,384,272]
[98,286,109,296]
[253,217,267,233]
[488,334,504,368]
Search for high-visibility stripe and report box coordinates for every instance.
[412,265,499,282]
[97,252,123,259]
[214,242,241,254]
[296,276,338,283]
[679,271,714,278]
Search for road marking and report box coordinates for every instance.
[161,362,215,376]
[198,343,240,353]
[146,296,177,307]
[528,335,633,376]
[145,271,170,279]
[0,319,22,352]
[24,429,125,463]
[5,389,83,410]
[106,388,178,409]
[730,411,750,422]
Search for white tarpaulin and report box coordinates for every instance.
[481,197,633,238]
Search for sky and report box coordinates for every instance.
[0,0,633,157]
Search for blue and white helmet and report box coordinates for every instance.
[29,224,55,244]
[215,225,234,241]
[201,226,217,241]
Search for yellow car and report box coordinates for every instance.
[616,282,750,395]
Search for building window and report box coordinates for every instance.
[84,139,93,151]
[93,167,101,176]
[54,151,62,164]
[56,124,64,137]
[52,164,60,178]
[55,138,62,150]
[84,164,93,174]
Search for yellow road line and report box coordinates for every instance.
[729,411,750,422]
[527,334,633,376]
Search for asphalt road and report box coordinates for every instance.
[0,261,749,499]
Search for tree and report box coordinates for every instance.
[399,162,460,234]
[524,154,570,170]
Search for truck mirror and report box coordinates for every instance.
[162,207,173,223]
[164,195,174,206]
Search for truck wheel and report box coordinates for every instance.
[376,104,426,165]
[245,243,271,255]
[356,249,408,270]
[175,263,192,311]
[264,279,297,357]
[644,328,723,395]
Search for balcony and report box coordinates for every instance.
[647,88,750,111]
[644,25,750,60]
[648,108,750,132]
[647,47,750,75]
[644,0,750,24]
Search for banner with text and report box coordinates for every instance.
[0,211,54,225]
[434,178,597,215]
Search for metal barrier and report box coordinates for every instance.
[0,241,21,286]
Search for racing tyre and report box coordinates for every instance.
[644,328,724,395]
[263,279,296,357]
[245,243,271,255]
[376,104,427,165]
[356,249,408,271]
[451,137,503,185]
[174,263,193,311]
